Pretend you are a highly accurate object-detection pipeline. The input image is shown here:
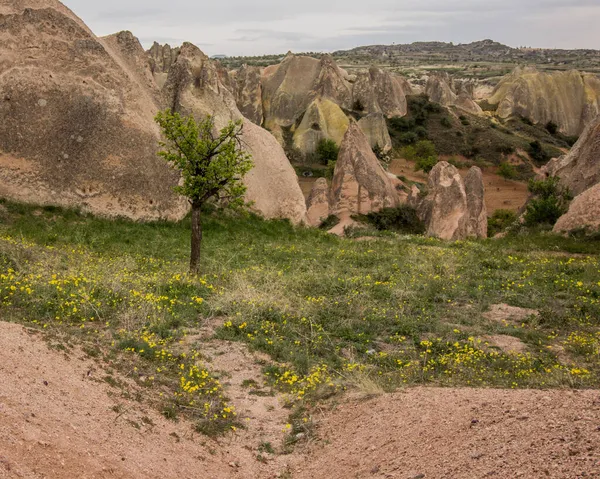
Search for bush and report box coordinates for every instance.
[389,116,416,131]
[488,209,517,236]
[415,156,439,173]
[399,132,419,145]
[528,140,549,165]
[319,215,340,230]
[440,117,452,128]
[415,140,437,159]
[498,162,518,180]
[364,206,425,234]
[524,177,571,226]
[316,139,339,165]
[545,121,558,135]
[459,115,471,126]
[414,126,429,139]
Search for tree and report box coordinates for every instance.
[155,110,253,274]
[315,138,339,165]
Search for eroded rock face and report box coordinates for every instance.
[540,116,600,197]
[487,67,600,136]
[464,167,488,238]
[306,178,330,227]
[163,43,308,224]
[416,162,487,240]
[357,113,392,152]
[0,2,186,220]
[231,64,263,125]
[554,183,600,234]
[353,67,408,118]
[330,122,399,221]
[426,74,482,115]
[293,99,349,154]
[148,42,180,89]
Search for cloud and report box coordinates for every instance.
[61,0,600,55]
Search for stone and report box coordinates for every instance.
[293,99,349,154]
[553,183,600,234]
[148,42,180,88]
[231,64,263,125]
[540,116,600,197]
[352,67,408,118]
[487,67,600,136]
[330,121,399,225]
[306,178,330,227]
[357,112,392,152]
[464,167,488,238]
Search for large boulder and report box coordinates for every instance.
[231,64,263,125]
[416,162,487,240]
[540,116,600,197]
[554,183,600,234]
[163,43,308,224]
[0,1,186,220]
[330,122,399,222]
[464,167,488,238]
[306,178,330,227]
[293,99,349,154]
[487,67,600,136]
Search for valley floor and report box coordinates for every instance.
[1,320,599,479]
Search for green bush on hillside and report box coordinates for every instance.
[316,139,339,165]
[498,162,518,180]
[488,209,518,236]
[363,205,425,234]
[524,177,571,226]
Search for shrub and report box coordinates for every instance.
[545,121,558,135]
[415,156,439,173]
[524,177,571,226]
[364,205,425,234]
[459,115,471,126]
[440,117,452,128]
[325,160,337,180]
[389,116,416,131]
[399,132,419,145]
[498,162,518,180]
[414,126,429,139]
[316,139,339,165]
[521,116,533,126]
[527,140,550,165]
[319,215,340,230]
[488,209,517,236]
[414,140,437,159]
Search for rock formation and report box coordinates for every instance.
[0,1,307,224]
[554,183,600,234]
[306,178,330,227]
[540,116,600,197]
[426,74,482,115]
[231,64,263,125]
[293,99,349,154]
[330,122,399,225]
[357,113,392,152]
[464,167,488,238]
[353,67,408,118]
[148,42,180,88]
[0,1,185,220]
[162,43,308,224]
[487,67,600,136]
[416,162,487,240]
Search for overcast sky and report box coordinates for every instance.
[62,0,600,56]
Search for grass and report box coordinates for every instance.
[1,199,600,431]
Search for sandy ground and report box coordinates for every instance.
[2,321,600,479]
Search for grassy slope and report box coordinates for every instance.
[1,200,599,423]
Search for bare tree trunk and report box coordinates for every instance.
[190,204,202,275]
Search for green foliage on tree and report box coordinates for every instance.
[155,109,253,274]
[545,121,558,135]
[364,205,425,234]
[524,177,571,227]
[498,162,518,180]
[488,209,517,236]
[315,138,339,165]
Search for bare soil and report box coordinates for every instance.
[2,321,600,479]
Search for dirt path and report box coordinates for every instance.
[2,321,600,479]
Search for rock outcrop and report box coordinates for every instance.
[330,122,399,222]
[357,113,392,152]
[464,167,488,238]
[306,178,330,227]
[416,162,487,240]
[163,43,308,224]
[148,42,180,88]
[0,1,185,220]
[231,64,263,125]
[553,183,600,234]
[487,67,600,136]
[293,99,349,154]
[353,67,408,118]
[426,74,482,115]
[540,116,600,197]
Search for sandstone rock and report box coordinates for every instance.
[464,167,488,238]
[357,113,392,152]
[163,43,307,224]
[148,42,179,88]
[539,116,600,197]
[487,67,600,136]
[0,2,185,220]
[553,183,600,234]
[293,99,349,153]
[352,67,408,118]
[231,64,263,125]
[306,178,330,227]
[330,122,399,224]
[312,54,353,111]
[426,74,482,114]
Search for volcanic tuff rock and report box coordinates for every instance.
[0,0,185,220]
[330,122,399,222]
[554,183,600,234]
[293,99,349,154]
[487,67,600,136]
[163,43,308,224]
[416,162,487,240]
[357,113,392,152]
[231,64,263,125]
[464,167,488,238]
[306,178,330,227]
[425,74,482,115]
[540,116,600,197]
[353,67,408,118]
[148,41,179,88]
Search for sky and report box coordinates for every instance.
[61,0,600,57]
